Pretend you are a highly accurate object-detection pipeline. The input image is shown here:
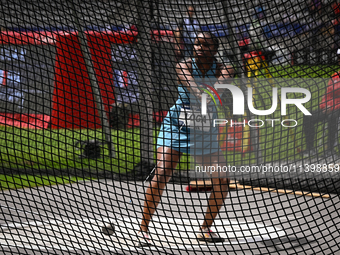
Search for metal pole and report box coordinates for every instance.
[69,0,115,158]
[221,0,263,165]
[221,1,244,78]
[135,0,154,164]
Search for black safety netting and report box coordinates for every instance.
[0,0,339,254]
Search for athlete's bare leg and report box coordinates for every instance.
[194,151,229,230]
[139,146,182,233]
[201,177,229,229]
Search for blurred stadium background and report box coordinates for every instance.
[0,0,339,254]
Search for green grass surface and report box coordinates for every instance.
[261,65,339,78]
[0,175,87,190]
[0,127,143,190]
[0,65,338,189]
[0,127,142,172]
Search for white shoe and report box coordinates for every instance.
[135,231,152,247]
[196,228,225,243]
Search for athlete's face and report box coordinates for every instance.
[187,6,194,18]
[193,34,218,59]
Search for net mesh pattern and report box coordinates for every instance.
[0,0,339,254]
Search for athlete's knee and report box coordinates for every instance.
[221,178,230,188]
[152,167,173,184]
[225,178,231,185]
[213,177,230,190]
[213,177,229,184]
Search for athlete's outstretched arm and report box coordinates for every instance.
[176,60,203,99]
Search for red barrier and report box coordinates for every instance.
[0,29,172,129]
[126,111,168,129]
[218,123,252,155]
[50,31,136,129]
[0,30,136,45]
[0,114,50,129]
